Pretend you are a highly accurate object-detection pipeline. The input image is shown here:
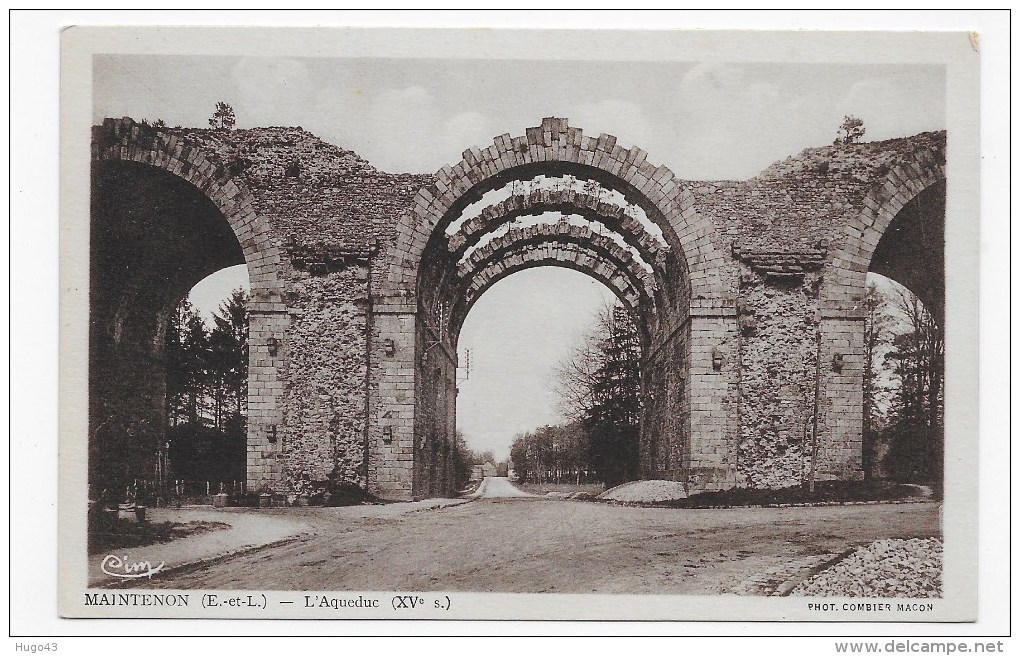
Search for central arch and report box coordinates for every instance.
[373,118,736,500]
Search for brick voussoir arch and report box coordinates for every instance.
[823,149,946,308]
[388,117,727,301]
[94,117,286,310]
[450,244,649,341]
[447,188,666,263]
[464,221,629,267]
[464,249,644,311]
[459,225,656,301]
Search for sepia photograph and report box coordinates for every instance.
[44,19,994,631]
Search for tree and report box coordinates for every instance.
[450,430,474,491]
[475,449,497,466]
[166,299,210,426]
[208,288,249,432]
[835,115,866,145]
[164,290,250,489]
[584,305,641,486]
[509,422,592,485]
[208,101,236,130]
[552,302,641,486]
[509,431,533,483]
[882,289,944,482]
[552,321,603,423]
[862,282,894,477]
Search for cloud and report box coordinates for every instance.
[306,85,444,172]
[231,57,312,128]
[437,111,498,166]
[312,87,501,173]
[678,62,746,99]
[570,99,657,153]
[837,77,945,141]
[672,63,796,178]
[364,86,446,172]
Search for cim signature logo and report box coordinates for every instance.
[101,554,166,579]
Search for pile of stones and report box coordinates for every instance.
[598,480,688,503]
[792,537,942,598]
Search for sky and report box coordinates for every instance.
[94,55,945,460]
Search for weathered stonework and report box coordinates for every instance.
[88,116,945,501]
[280,263,370,493]
[735,272,821,488]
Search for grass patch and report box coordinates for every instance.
[657,480,933,509]
[90,518,230,554]
[517,482,607,496]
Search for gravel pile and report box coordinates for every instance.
[792,537,942,597]
[599,480,688,503]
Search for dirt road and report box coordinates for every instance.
[472,476,538,498]
[133,493,940,595]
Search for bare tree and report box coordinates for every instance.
[883,287,944,482]
[552,326,603,422]
[862,282,893,477]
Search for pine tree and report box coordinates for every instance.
[554,302,641,486]
[208,288,249,433]
[166,299,210,426]
[165,291,250,487]
[208,101,236,130]
[835,115,866,145]
[585,305,641,486]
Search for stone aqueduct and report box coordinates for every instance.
[89,117,945,500]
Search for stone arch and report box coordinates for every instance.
[373,118,738,500]
[94,118,285,310]
[451,243,651,342]
[91,117,288,492]
[814,146,946,484]
[448,188,666,264]
[459,223,656,297]
[383,117,728,302]
[823,149,946,309]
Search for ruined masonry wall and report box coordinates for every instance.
[93,120,943,498]
[640,325,690,482]
[279,264,370,495]
[685,132,943,489]
[167,126,430,495]
[735,276,820,487]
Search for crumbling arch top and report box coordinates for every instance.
[460,222,655,293]
[823,146,946,311]
[386,117,729,303]
[448,188,667,264]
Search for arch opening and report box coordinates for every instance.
[379,119,725,500]
[867,181,945,327]
[164,266,252,493]
[814,146,946,488]
[452,241,652,347]
[455,267,644,491]
[859,180,945,484]
[89,148,277,504]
